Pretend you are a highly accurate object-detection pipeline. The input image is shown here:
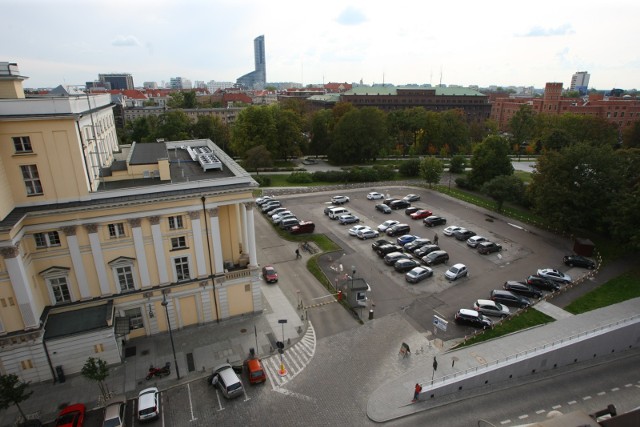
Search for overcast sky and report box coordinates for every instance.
[3,0,639,90]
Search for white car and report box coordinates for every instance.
[357,229,380,240]
[367,192,384,200]
[349,225,371,236]
[537,268,572,284]
[445,263,468,281]
[271,210,292,223]
[466,235,488,248]
[137,387,160,421]
[377,220,399,232]
[443,225,463,236]
[331,195,350,204]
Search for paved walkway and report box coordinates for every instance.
[534,300,574,319]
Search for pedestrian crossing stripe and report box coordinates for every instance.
[264,322,316,389]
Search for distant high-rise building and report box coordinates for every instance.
[570,71,590,95]
[207,80,235,92]
[143,81,158,89]
[236,35,266,89]
[98,73,134,90]
[169,77,192,90]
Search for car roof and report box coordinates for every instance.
[476,299,497,306]
[459,308,479,316]
[138,387,158,406]
[451,263,465,268]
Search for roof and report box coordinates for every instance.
[44,301,113,340]
[129,142,168,165]
[343,86,485,97]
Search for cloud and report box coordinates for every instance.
[336,6,367,26]
[111,35,141,47]
[521,23,574,37]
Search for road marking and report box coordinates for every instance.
[611,387,620,392]
[625,383,633,387]
[536,410,546,414]
[552,405,562,409]
[518,415,528,420]
[215,389,224,411]
[583,396,592,401]
[507,223,524,230]
[265,322,317,389]
[597,391,606,396]
[499,420,511,425]
[272,387,316,403]
[187,383,198,421]
[568,400,577,405]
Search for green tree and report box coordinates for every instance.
[192,115,231,153]
[468,135,514,188]
[0,374,33,421]
[607,148,640,249]
[81,357,110,401]
[167,92,185,108]
[482,175,525,211]
[509,104,536,156]
[399,158,421,177]
[309,109,333,156]
[420,156,444,187]
[622,121,640,148]
[439,109,470,154]
[230,105,277,156]
[328,107,388,164]
[156,110,191,141]
[387,107,428,155]
[540,128,574,151]
[183,91,197,109]
[274,107,304,161]
[243,145,273,175]
[449,155,466,173]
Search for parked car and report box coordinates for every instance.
[273,213,295,224]
[371,239,393,251]
[454,229,476,241]
[279,218,300,230]
[357,229,380,240]
[443,225,463,236]
[394,258,420,273]
[137,387,160,422]
[262,202,282,214]
[396,234,419,246]
[262,265,278,283]
[473,299,510,318]
[302,157,318,165]
[348,225,370,236]
[290,221,315,234]
[454,309,492,329]
[503,281,543,299]
[377,220,399,232]
[375,203,392,214]
[383,198,399,206]
[403,238,432,252]
[490,290,531,308]
[211,363,244,399]
[477,241,502,254]
[537,268,572,284]
[376,244,404,257]
[410,209,433,220]
[245,358,266,384]
[563,254,596,269]
[323,205,337,215]
[390,200,411,210]
[422,250,449,266]
[405,266,433,283]
[331,195,350,205]
[367,192,384,200]
[102,397,126,427]
[466,235,488,248]
[384,251,410,266]
[445,263,468,281]
[403,194,421,202]
[328,207,350,219]
[386,223,411,237]
[404,206,420,215]
[423,216,447,227]
[526,274,560,291]
[268,207,288,218]
[255,196,274,206]
[338,214,360,225]
[414,244,440,257]
[55,403,85,427]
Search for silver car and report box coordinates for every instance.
[211,363,244,399]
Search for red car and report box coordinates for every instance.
[410,209,433,220]
[262,265,278,283]
[56,403,85,427]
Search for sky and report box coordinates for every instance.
[3,0,639,90]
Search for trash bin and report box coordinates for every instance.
[369,310,374,320]
[56,365,65,383]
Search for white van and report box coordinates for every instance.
[328,207,350,220]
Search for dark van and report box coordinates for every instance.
[290,221,315,234]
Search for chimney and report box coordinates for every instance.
[0,62,27,99]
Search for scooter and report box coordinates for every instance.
[146,362,171,380]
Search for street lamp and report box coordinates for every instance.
[162,292,181,379]
[277,319,288,376]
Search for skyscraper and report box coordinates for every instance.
[570,71,590,95]
[98,73,134,90]
[236,35,266,89]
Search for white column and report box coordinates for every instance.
[190,211,207,277]
[86,224,112,295]
[62,226,91,299]
[246,203,258,267]
[149,217,169,284]
[208,208,224,273]
[2,246,39,328]
[240,203,248,254]
[130,219,150,288]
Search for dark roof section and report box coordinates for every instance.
[129,142,168,165]
[44,301,113,340]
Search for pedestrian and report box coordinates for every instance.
[434,233,439,245]
[413,383,422,402]
[295,248,301,259]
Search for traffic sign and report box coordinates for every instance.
[433,315,448,331]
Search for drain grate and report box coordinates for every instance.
[124,346,137,358]
[186,353,195,372]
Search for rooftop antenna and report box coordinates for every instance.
[439,66,443,87]
[382,72,385,87]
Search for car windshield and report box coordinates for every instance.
[103,417,122,427]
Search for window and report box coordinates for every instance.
[108,223,126,238]
[171,236,187,250]
[20,165,43,195]
[174,256,190,281]
[116,266,135,291]
[34,231,61,248]
[49,277,71,303]
[124,307,144,330]
[168,215,184,230]
[12,136,32,153]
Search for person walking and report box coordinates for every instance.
[433,233,439,245]
[413,383,422,402]
[295,248,301,259]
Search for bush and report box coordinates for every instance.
[313,170,347,183]
[286,172,313,183]
[455,176,476,190]
[449,155,466,173]
[253,175,272,187]
[398,159,421,177]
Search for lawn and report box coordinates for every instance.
[564,269,640,314]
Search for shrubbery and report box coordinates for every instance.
[254,175,272,187]
[398,159,421,177]
[286,172,314,183]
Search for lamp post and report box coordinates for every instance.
[277,319,288,376]
[162,293,181,379]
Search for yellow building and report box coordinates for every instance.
[0,63,260,383]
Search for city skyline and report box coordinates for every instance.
[3,0,639,90]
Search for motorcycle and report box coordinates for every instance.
[146,362,171,380]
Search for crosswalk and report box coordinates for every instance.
[263,322,316,390]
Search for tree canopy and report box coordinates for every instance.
[0,374,33,420]
[467,135,514,188]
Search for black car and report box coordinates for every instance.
[526,275,560,291]
[454,309,492,329]
[414,244,440,257]
[390,200,411,210]
[423,216,446,227]
[386,224,411,237]
[404,206,420,215]
[563,254,596,269]
[371,239,393,251]
[375,204,392,214]
[503,281,543,299]
[454,229,476,241]
[422,250,449,266]
[376,244,404,257]
[394,258,420,273]
[384,252,410,266]
[383,198,399,206]
[477,241,502,254]
[490,290,531,308]
[403,238,432,253]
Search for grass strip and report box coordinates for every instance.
[564,269,640,314]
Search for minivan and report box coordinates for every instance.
[211,363,244,399]
[137,387,160,421]
[328,207,349,220]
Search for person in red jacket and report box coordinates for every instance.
[413,383,422,402]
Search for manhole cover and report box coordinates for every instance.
[240,328,247,333]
